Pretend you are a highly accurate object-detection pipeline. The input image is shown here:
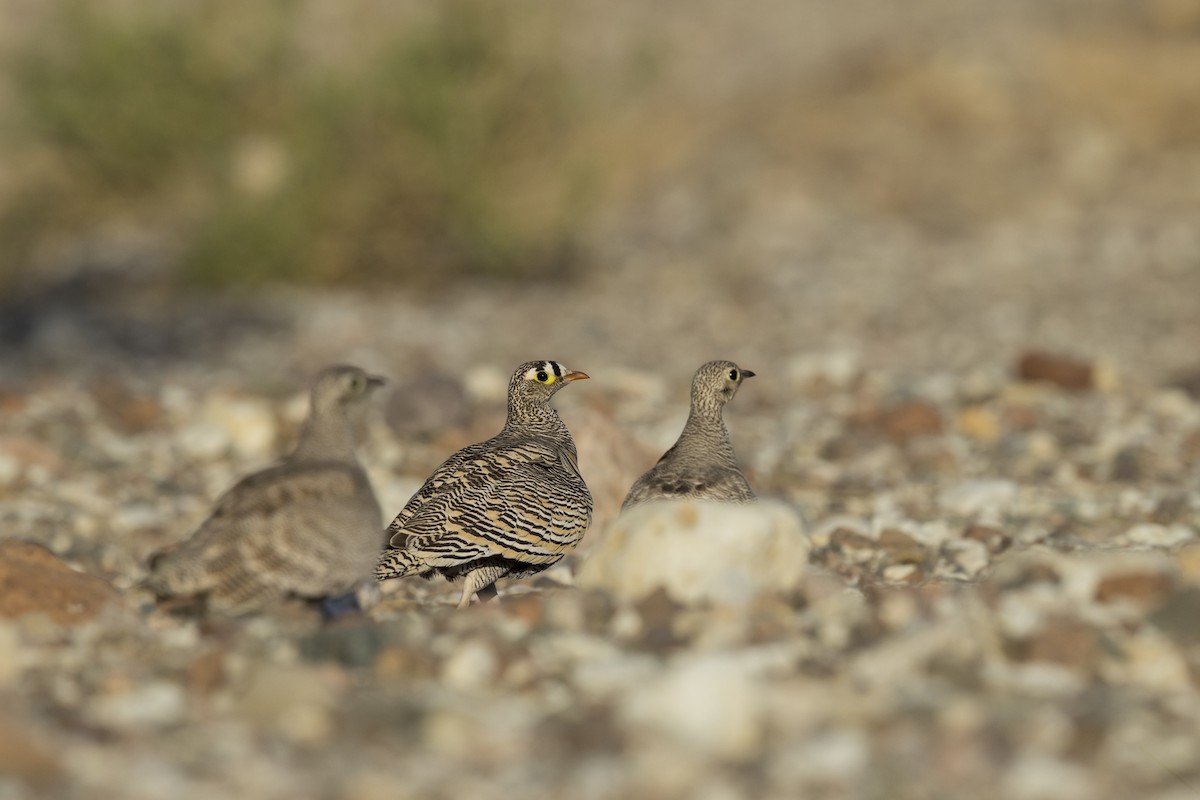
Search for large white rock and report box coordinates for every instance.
[576,499,810,605]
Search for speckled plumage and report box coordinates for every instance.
[144,365,385,615]
[376,360,592,608]
[621,360,756,510]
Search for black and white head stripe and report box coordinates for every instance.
[524,361,566,382]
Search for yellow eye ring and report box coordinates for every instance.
[536,370,551,383]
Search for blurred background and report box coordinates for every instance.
[1,0,1198,350]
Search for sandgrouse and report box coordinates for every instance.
[621,360,756,510]
[376,360,592,608]
[144,365,386,615]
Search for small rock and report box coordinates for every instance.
[957,406,1002,442]
[1094,570,1174,610]
[876,400,943,443]
[939,479,1018,516]
[0,540,120,626]
[577,500,810,605]
[1120,523,1195,548]
[1016,351,1097,391]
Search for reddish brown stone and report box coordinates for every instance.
[0,540,120,626]
[878,401,943,443]
[1095,571,1175,609]
[1016,351,1094,390]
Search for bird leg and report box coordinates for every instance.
[456,565,507,609]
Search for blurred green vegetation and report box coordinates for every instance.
[3,0,1198,298]
[2,0,594,290]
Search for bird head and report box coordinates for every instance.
[312,364,387,413]
[693,360,755,406]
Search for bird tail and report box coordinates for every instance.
[375,547,423,580]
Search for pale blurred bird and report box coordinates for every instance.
[376,360,592,608]
[144,365,386,615]
[621,360,756,509]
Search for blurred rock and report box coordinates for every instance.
[1094,570,1175,610]
[957,405,1002,442]
[1016,351,1097,390]
[0,540,119,626]
[577,500,810,605]
[939,479,1018,516]
[619,654,764,761]
[875,400,943,443]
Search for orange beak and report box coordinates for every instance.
[563,370,590,382]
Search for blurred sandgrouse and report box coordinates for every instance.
[144,365,386,615]
[621,360,756,509]
[376,360,592,608]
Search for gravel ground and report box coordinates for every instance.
[2,194,1200,800]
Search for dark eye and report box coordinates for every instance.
[728,369,739,381]
[351,375,365,391]
[536,370,549,383]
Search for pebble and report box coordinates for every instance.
[0,540,120,626]
[938,479,1019,516]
